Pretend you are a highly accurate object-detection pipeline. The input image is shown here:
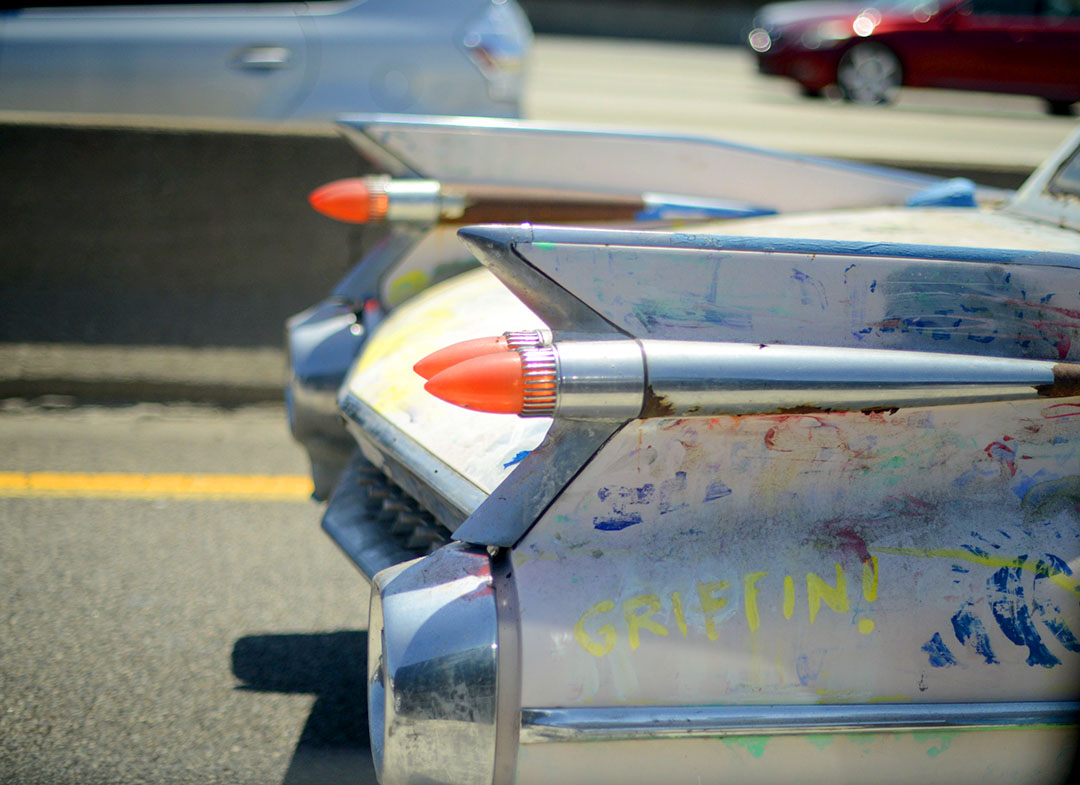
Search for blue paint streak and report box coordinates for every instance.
[1032,557,1080,654]
[905,177,977,208]
[988,566,1060,668]
[597,484,654,505]
[796,654,822,685]
[659,472,688,515]
[922,633,959,668]
[704,479,733,502]
[1012,469,1053,501]
[1042,618,1080,653]
[593,515,642,532]
[503,450,531,468]
[951,607,999,664]
[1043,554,1073,576]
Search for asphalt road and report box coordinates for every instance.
[0,402,375,785]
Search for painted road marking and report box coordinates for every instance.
[0,472,313,501]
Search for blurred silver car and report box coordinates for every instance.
[0,0,532,119]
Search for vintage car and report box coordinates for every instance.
[287,115,1080,784]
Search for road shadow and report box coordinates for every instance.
[231,630,376,785]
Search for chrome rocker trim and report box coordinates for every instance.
[519,701,1080,744]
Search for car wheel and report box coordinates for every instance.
[836,43,901,105]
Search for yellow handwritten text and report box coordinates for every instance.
[573,561,879,658]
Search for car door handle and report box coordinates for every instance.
[231,46,292,70]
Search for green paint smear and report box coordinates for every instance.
[534,242,557,250]
[806,734,835,750]
[912,731,955,758]
[722,736,769,759]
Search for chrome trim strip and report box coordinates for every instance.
[519,702,1080,744]
[517,224,1080,270]
[451,418,625,548]
[491,550,523,785]
[339,391,487,532]
[335,113,942,190]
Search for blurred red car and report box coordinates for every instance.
[747,0,1080,114]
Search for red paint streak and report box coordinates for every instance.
[764,426,793,452]
[984,440,1017,476]
[807,520,872,563]
[1057,333,1071,361]
[1042,403,1080,419]
[1001,298,1080,322]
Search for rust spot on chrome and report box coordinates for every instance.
[641,384,676,418]
[1037,363,1080,398]
[774,404,830,415]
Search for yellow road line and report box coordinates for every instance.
[0,471,313,501]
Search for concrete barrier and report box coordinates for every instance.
[0,113,375,348]
[520,0,758,45]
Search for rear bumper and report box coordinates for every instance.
[365,541,1080,785]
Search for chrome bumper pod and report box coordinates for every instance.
[367,544,504,785]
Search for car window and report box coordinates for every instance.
[1048,148,1080,198]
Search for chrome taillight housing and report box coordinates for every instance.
[367,544,500,785]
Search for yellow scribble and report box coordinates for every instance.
[697,581,730,641]
[807,564,849,624]
[671,591,688,637]
[870,546,1080,596]
[574,600,617,657]
[624,595,668,651]
[743,571,768,633]
[783,575,795,620]
[862,556,879,602]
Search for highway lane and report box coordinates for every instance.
[0,402,375,785]
[526,37,1078,169]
